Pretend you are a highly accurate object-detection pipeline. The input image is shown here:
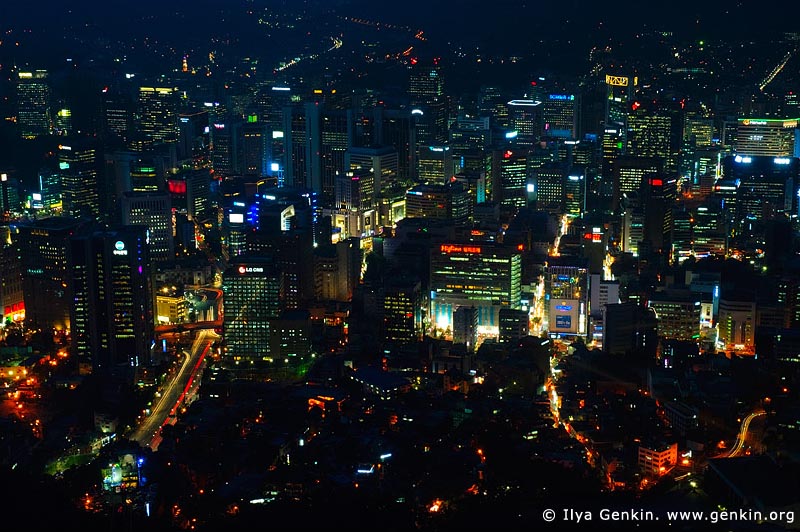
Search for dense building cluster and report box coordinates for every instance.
[0,2,799,530]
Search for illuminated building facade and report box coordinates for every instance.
[137,87,178,148]
[69,226,153,374]
[612,156,662,212]
[223,258,281,363]
[405,183,469,225]
[430,243,522,338]
[533,163,565,213]
[736,118,799,157]
[120,192,174,264]
[723,155,798,231]
[17,70,51,139]
[417,145,453,184]
[648,292,701,341]
[499,308,529,344]
[346,146,399,201]
[59,142,101,220]
[718,296,756,354]
[507,99,542,145]
[545,259,588,336]
[542,93,577,139]
[383,278,422,346]
[17,216,87,331]
[495,148,528,209]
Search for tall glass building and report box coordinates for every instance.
[223,257,281,363]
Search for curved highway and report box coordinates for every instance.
[724,410,766,458]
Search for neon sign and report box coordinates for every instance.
[440,244,481,254]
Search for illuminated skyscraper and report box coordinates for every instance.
[405,183,469,225]
[0,174,20,220]
[507,99,542,145]
[17,217,87,331]
[532,163,565,213]
[736,117,799,157]
[627,110,673,167]
[612,155,662,212]
[59,142,101,220]
[16,70,51,139]
[494,148,529,209]
[542,93,578,139]
[383,277,422,346]
[417,145,453,184]
[69,226,153,374]
[409,59,447,144]
[241,120,268,177]
[641,174,678,255]
[223,257,281,363]
[346,146,399,201]
[430,242,522,337]
[137,86,178,148]
[120,192,174,264]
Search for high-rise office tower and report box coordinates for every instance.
[507,99,542,145]
[545,257,588,336]
[59,142,101,220]
[430,242,522,337]
[17,217,87,331]
[101,90,132,142]
[17,70,51,139]
[38,169,62,210]
[736,117,799,157]
[53,107,72,137]
[641,174,678,255]
[494,148,529,209]
[417,145,453,184]
[374,107,417,183]
[612,156,662,212]
[318,107,351,207]
[499,308,529,344]
[211,121,240,178]
[724,155,798,232]
[241,120,268,177]
[409,59,448,144]
[478,85,508,128]
[453,306,479,352]
[0,174,20,220]
[223,257,281,363]
[542,93,578,139]
[137,86,178,149]
[120,192,174,264]
[449,116,491,151]
[533,163,566,213]
[69,226,153,374]
[627,110,673,167]
[564,167,587,218]
[345,146,399,202]
[0,234,24,324]
[382,277,422,346]
[692,198,727,258]
[405,183,470,225]
[281,105,306,188]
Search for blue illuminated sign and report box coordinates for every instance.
[555,315,572,329]
[549,94,575,101]
[555,305,573,311]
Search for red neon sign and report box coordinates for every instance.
[440,244,481,254]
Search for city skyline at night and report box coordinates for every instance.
[1,1,799,531]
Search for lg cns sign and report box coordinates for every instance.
[238,265,264,274]
[113,241,128,256]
